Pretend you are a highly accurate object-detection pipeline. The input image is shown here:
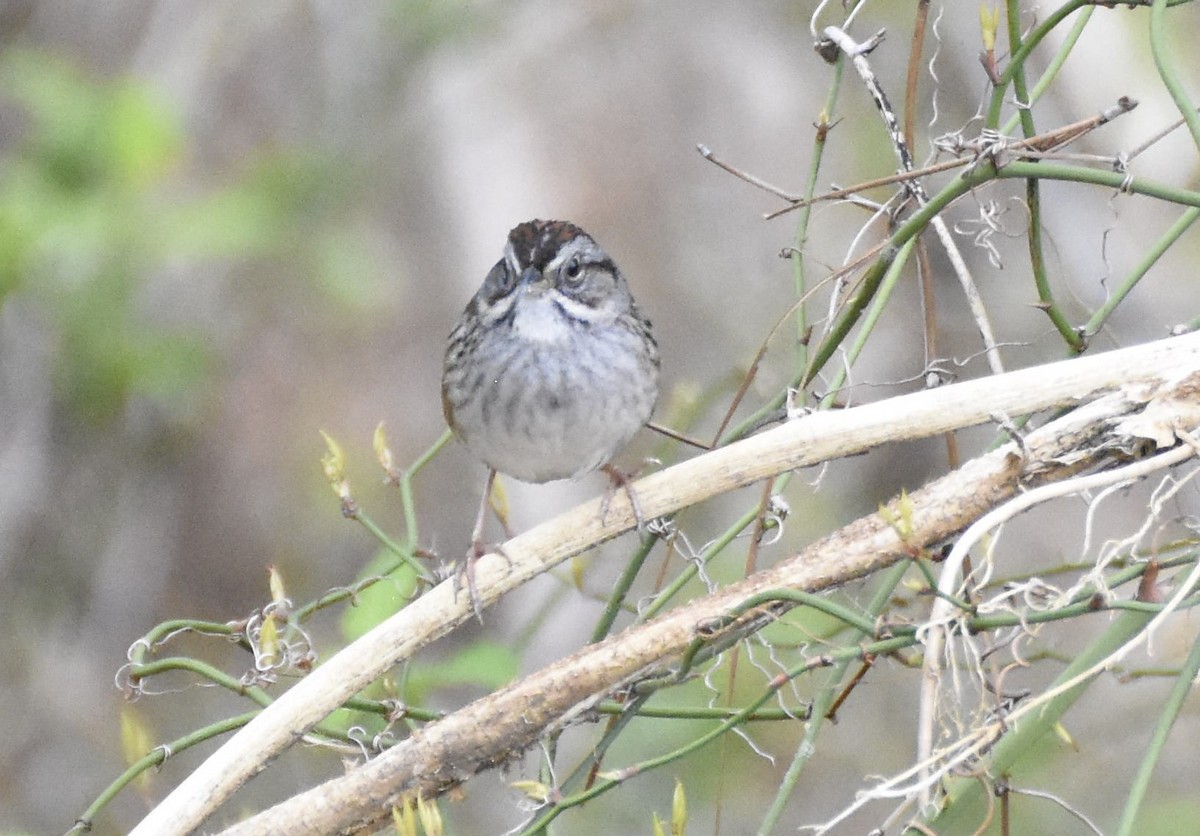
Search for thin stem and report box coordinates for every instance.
[1149,0,1200,151]
[1028,176,1085,351]
[1003,0,1088,352]
[986,0,1090,127]
[636,507,760,622]
[1084,206,1200,337]
[1115,629,1200,836]
[757,560,912,834]
[1001,7,1095,135]
[355,510,434,582]
[591,702,798,721]
[69,712,260,835]
[995,160,1200,207]
[520,633,917,835]
[591,533,659,643]
[926,608,1157,832]
[803,156,1011,391]
[400,429,453,554]
[819,237,918,408]
[1005,0,1038,139]
[129,657,275,705]
[793,54,845,352]
[724,157,1016,445]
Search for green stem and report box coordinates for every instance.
[524,583,1200,833]
[68,711,259,835]
[1005,0,1038,140]
[987,0,1193,128]
[1115,628,1200,836]
[128,619,238,661]
[820,237,917,408]
[793,58,846,357]
[591,532,659,643]
[1084,206,1200,338]
[400,429,452,553]
[355,510,434,582]
[1150,0,1200,151]
[1001,7,1094,134]
[591,703,797,721]
[636,506,759,622]
[1004,0,1090,352]
[996,160,1200,207]
[129,657,275,705]
[1028,176,1085,351]
[757,560,912,834]
[520,633,916,835]
[802,160,1008,393]
[557,692,654,797]
[986,0,1090,127]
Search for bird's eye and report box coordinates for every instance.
[562,256,584,283]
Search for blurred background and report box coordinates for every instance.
[2,2,1199,834]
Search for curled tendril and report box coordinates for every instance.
[151,743,174,766]
[114,662,142,699]
[345,726,373,761]
[125,638,152,661]
[382,699,410,723]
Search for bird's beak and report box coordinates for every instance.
[519,266,550,292]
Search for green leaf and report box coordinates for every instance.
[341,550,420,641]
[402,641,521,702]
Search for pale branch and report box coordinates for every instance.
[131,330,1200,835]
[223,354,1200,835]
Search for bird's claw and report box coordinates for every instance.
[600,464,646,531]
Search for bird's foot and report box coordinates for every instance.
[599,463,647,531]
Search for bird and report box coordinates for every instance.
[441,219,660,614]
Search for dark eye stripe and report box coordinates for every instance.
[550,297,594,325]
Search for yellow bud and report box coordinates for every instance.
[1053,721,1079,751]
[319,430,355,510]
[258,612,280,668]
[319,430,345,483]
[416,793,443,836]
[392,798,417,836]
[671,779,687,835]
[511,780,554,804]
[374,421,400,483]
[652,812,666,836]
[570,555,586,592]
[880,489,914,540]
[979,4,1000,53]
[268,565,287,604]
[120,706,154,792]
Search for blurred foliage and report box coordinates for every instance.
[339,548,520,709]
[0,48,382,427]
[387,0,493,57]
[400,639,521,703]
[340,549,422,641]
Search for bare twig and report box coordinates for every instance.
[697,144,799,202]
[823,24,1007,374]
[763,96,1138,219]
